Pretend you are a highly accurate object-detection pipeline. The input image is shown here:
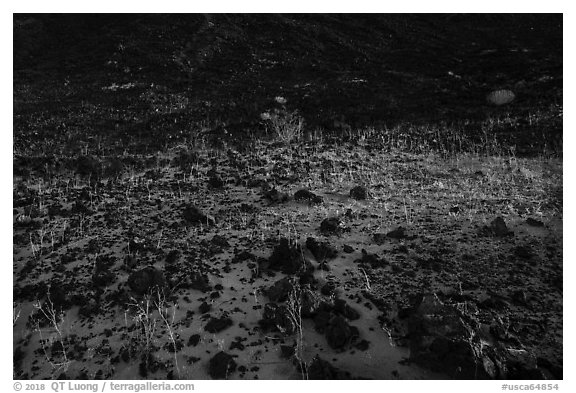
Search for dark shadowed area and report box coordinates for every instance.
[13,14,562,381]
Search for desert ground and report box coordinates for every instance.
[13,14,562,380]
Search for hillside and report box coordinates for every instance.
[14,14,562,154]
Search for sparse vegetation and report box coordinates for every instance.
[13,14,562,380]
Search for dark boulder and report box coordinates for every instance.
[294,189,323,205]
[187,334,201,347]
[207,175,225,189]
[343,244,355,253]
[320,281,336,296]
[325,315,358,349]
[199,301,211,314]
[186,271,211,293]
[334,298,360,320]
[182,205,215,226]
[526,218,544,227]
[406,293,502,379]
[268,238,313,275]
[356,249,388,269]
[263,187,289,204]
[320,217,347,235]
[306,237,338,261]
[350,185,370,200]
[205,315,233,333]
[386,226,408,239]
[127,266,166,296]
[259,303,296,335]
[208,352,237,379]
[165,250,180,264]
[266,277,296,302]
[483,216,513,237]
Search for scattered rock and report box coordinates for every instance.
[510,290,529,306]
[334,298,360,320]
[372,233,387,244]
[526,218,544,227]
[406,293,501,379]
[266,277,296,302]
[484,216,513,237]
[204,234,230,254]
[182,205,215,226]
[259,303,296,335]
[320,281,336,296]
[187,334,201,347]
[386,226,408,239]
[355,339,370,351]
[208,175,225,189]
[263,186,289,204]
[505,348,544,379]
[325,315,358,349]
[199,301,211,314]
[79,299,100,318]
[165,250,180,264]
[92,262,116,288]
[208,351,237,379]
[205,315,233,333]
[318,261,330,271]
[356,249,388,268]
[268,238,313,275]
[127,266,166,296]
[306,237,338,261]
[514,245,535,260]
[350,185,370,200]
[320,217,347,235]
[231,250,256,264]
[294,189,323,205]
[229,338,245,351]
[343,244,354,253]
[187,271,211,292]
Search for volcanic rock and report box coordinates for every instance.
[266,277,296,302]
[350,185,370,200]
[306,237,338,261]
[205,315,233,333]
[127,266,166,296]
[406,293,501,379]
[320,217,346,235]
[325,315,358,349]
[259,303,296,335]
[484,216,513,237]
[268,238,313,275]
[334,298,360,320]
[294,189,323,205]
[182,205,215,226]
[208,352,237,379]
